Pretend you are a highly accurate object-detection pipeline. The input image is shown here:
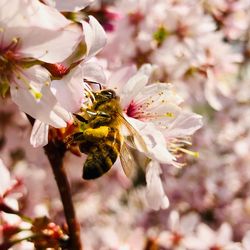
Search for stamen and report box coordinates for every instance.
[29,86,42,100]
[176,147,199,158]
[15,72,31,89]
[5,37,19,51]
[0,27,5,48]
[12,37,18,44]
[165,112,174,117]
[14,71,43,100]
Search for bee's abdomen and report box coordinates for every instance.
[82,135,121,180]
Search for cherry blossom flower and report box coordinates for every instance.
[30,60,106,147]
[101,64,202,209]
[0,159,24,240]
[242,231,250,250]
[2,0,250,248]
[29,14,107,147]
[187,223,243,250]
[0,0,82,127]
[158,210,200,249]
[104,65,202,165]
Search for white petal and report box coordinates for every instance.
[196,224,215,246]
[169,210,180,231]
[121,73,149,108]
[242,231,250,249]
[54,0,94,11]
[138,83,183,106]
[204,70,223,110]
[0,159,11,196]
[30,120,49,148]
[14,65,50,90]
[11,85,70,128]
[179,212,200,234]
[1,0,81,63]
[1,0,70,29]
[82,16,107,60]
[136,121,175,163]
[11,66,72,127]
[82,62,106,84]
[20,23,82,63]
[107,65,137,94]
[138,64,155,77]
[224,244,243,250]
[165,112,203,139]
[183,236,204,249]
[52,65,85,112]
[145,161,169,210]
[158,231,173,247]
[217,223,232,245]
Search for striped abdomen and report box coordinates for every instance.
[82,128,122,180]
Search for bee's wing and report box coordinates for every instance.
[117,112,149,154]
[117,112,151,178]
[119,142,137,178]
[120,140,151,183]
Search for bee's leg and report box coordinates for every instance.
[87,110,111,127]
[71,132,86,142]
[73,113,88,123]
[86,110,110,118]
[64,132,85,149]
[84,79,102,90]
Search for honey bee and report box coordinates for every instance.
[66,87,149,180]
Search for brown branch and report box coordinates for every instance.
[44,140,82,250]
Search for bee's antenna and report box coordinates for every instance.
[84,79,103,90]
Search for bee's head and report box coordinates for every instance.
[95,89,118,101]
[100,89,117,99]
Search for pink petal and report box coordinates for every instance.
[145,161,169,210]
[30,120,49,148]
[165,112,203,139]
[0,0,82,62]
[82,62,107,84]
[20,23,82,63]
[120,73,148,108]
[11,66,72,128]
[107,65,137,95]
[54,0,94,11]
[52,66,86,112]
[82,16,107,60]
[0,159,11,196]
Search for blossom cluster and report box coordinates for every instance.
[0,0,250,249]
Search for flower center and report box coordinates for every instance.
[0,32,43,100]
[171,232,183,246]
[0,50,17,78]
[210,246,222,250]
[0,34,20,93]
[126,101,138,118]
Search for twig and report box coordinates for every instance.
[44,140,82,250]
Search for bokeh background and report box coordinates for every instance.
[1,0,250,249]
